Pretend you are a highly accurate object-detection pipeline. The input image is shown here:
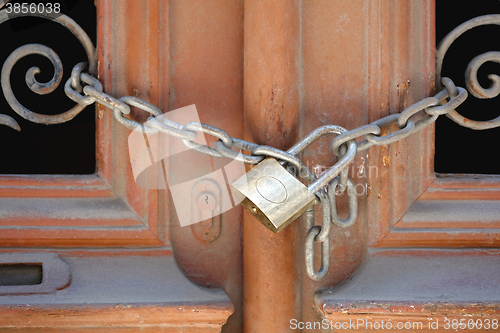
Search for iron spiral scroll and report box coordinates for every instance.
[0,1,95,130]
[0,9,499,131]
[436,14,500,130]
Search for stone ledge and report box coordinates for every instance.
[0,255,233,332]
[316,250,500,332]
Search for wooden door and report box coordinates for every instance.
[0,1,498,332]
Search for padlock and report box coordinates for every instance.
[231,157,316,233]
[231,125,357,233]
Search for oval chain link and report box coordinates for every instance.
[328,177,358,228]
[304,189,330,281]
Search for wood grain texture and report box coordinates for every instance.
[0,303,232,332]
[375,175,500,247]
[317,250,500,332]
[243,1,301,331]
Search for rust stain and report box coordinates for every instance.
[264,84,291,147]
[467,68,489,98]
[428,72,436,94]
[382,155,390,166]
[396,80,410,111]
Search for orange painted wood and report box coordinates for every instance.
[99,0,155,221]
[0,175,112,197]
[243,1,302,332]
[374,230,500,248]
[157,0,171,246]
[165,1,244,331]
[0,228,163,247]
[374,173,500,247]
[396,219,500,229]
[420,176,500,200]
[320,303,500,333]
[0,217,141,227]
[299,0,370,328]
[365,0,393,244]
[94,0,167,247]
[431,176,500,188]
[366,2,500,249]
[317,250,500,332]
[0,248,174,257]
[0,196,158,246]
[366,0,463,247]
[0,187,112,198]
[0,1,168,248]
[373,248,500,257]
[0,303,232,332]
[420,188,500,200]
[0,329,219,333]
[388,0,413,223]
[3,1,498,332]
[0,175,103,187]
[96,0,112,184]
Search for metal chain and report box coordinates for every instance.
[63,66,476,281]
[304,189,330,281]
[2,7,500,282]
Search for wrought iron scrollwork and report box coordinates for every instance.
[436,14,500,130]
[0,4,96,128]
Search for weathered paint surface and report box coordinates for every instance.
[243,1,302,332]
[2,0,499,332]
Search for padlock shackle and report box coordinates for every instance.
[253,146,317,183]
[307,139,356,194]
[287,125,348,156]
[286,125,357,194]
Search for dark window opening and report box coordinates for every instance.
[0,0,96,174]
[0,263,43,286]
[435,2,500,174]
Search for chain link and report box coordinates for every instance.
[328,177,358,228]
[215,138,264,164]
[304,189,330,281]
[181,122,234,158]
[65,68,473,281]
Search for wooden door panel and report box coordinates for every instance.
[365,1,500,249]
[0,1,164,248]
[0,174,163,247]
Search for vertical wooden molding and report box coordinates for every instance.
[366,0,436,246]
[243,1,301,332]
[422,0,437,187]
[96,0,112,184]
[366,0,392,246]
[300,0,369,326]
[158,0,171,245]
[97,0,157,220]
[388,0,411,224]
[167,1,244,332]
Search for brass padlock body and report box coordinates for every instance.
[231,157,316,233]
